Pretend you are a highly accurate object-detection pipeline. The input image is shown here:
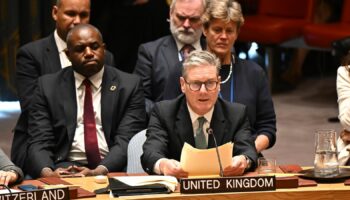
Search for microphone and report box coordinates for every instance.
[207,128,224,177]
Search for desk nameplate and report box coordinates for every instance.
[0,187,70,200]
[180,176,276,194]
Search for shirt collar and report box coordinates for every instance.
[187,103,214,124]
[54,29,67,53]
[74,67,105,89]
[174,38,202,52]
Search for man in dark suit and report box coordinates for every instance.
[141,50,257,178]
[12,0,115,171]
[133,0,206,114]
[26,24,146,178]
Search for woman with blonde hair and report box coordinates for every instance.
[201,0,276,154]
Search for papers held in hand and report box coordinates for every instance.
[109,176,178,197]
[180,142,234,176]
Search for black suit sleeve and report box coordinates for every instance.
[255,69,276,149]
[232,106,258,170]
[141,104,169,174]
[133,44,155,114]
[27,77,57,178]
[15,46,42,112]
[105,50,116,67]
[101,76,147,172]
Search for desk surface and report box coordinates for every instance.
[63,175,350,200]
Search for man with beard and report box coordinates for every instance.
[133,0,206,115]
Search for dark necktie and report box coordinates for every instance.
[83,79,101,168]
[181,44,195,61]
[195,117,207,149]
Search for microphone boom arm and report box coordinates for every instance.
[207,128,224,177]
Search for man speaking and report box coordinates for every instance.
[141,50,257,178]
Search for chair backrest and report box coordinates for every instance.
[341,0,350,23]
[258,0,315,21]
[127,129,147,174]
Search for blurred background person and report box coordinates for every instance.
[336,52,350,165]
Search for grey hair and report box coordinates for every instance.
[170,0,207,13]
[202,0,244,30]
[182,50,221,78]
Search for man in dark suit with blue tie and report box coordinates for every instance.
[26,24,146,178]
[133,0,206,115]
[12,0,115,172]
[141,50,257,178]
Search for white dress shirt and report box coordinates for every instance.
[337,66,350,164]
[153,105,214,174]
[54,30,72,68]
[68,67,109,164]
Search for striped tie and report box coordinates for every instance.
[195,117,207,149]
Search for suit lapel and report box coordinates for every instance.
[175,98,195,146]
[45,34,62,73]
[161,36,180,72]
[62,68,77,142]
[208,102,227,148]
[101,67,118,143]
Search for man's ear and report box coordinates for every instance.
[203,27,208,37]
[180,77,186,93]
[52,6,58,21]
[217,76,221,91]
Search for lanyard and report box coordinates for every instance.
[219,74,235,102]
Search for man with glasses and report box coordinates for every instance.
[141,50,257,178]
[133,0,206,115]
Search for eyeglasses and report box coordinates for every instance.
[184,80,219,91]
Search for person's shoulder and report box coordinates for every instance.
[236,58,265,73]
[140,35,174,49]
[38,67,72,82]
[218,98,246,113]
[19,34,53,51]
[105,65,141,82]
[338,65,349,74]
[154,95,185,114]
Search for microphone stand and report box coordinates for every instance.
[207,128,224,177]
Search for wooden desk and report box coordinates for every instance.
[63,176,350,200]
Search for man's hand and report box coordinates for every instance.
[255,135,270,153]
[341,130,350,144]
[0,170,18,186]
[159,159,188,178]
[40,167,61,178]
[71,165,108,177]
[223,155,247,176]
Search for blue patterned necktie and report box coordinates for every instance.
[195,117,207,149]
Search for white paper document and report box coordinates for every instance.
[180,142,233,176]
[114,175,178,192]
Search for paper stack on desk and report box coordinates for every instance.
[113,176,178,192]
[109,175,178,197]
[180,142,233,176]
